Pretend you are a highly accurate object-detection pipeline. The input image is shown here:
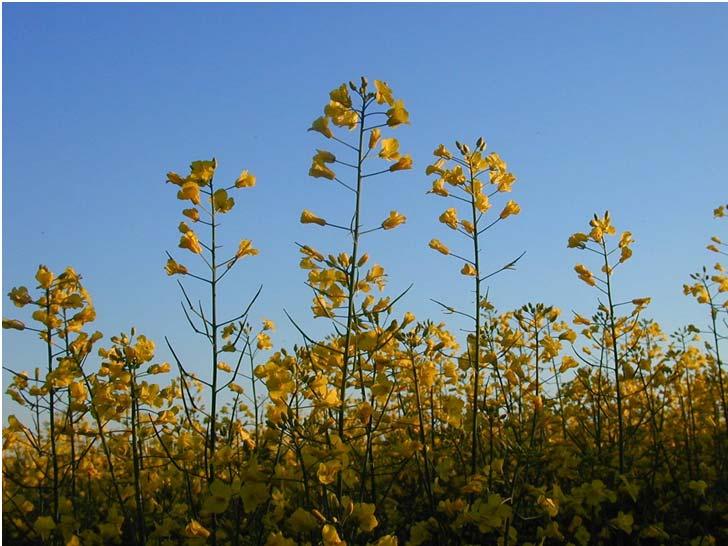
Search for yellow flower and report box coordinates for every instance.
[504,369,519,385]
[429,179,449,197]
[229,382,244,394]
[166,171,186,186]
[433,144,452,159]
[317,460,341,485]
[301,210,327,226]
[312,150,335,166]
[184,520,210,538]
[213,189,235,213]
[182,208,200,222]
[309,116,333,138]
[611,511,634,534]
[620,246,633,263]
[379,138,400,160]
[148,362,171,374]
[217,361,232,372]
[429,239,450,255]
[475,193,491,213]
[236,239,259,259]
[179,231,202,254]
[322,524,346,546]
[439,208,458,229]
[714,205,725,218]
[374,80,394,105]
[329,83,352,107]
[262,319,275,331]
[8,286,32,307]
[165,258,188,276]
[325,101,358,129]
[36,265,54,289]
[390,155,413,172]
[567,232,588,248]
[559,355,579,373]
[574,264,596,286]
[461,263,477,276]
[444,165,466,186]
[369,128,381,150]
[69,381,87,401]
[351,503,378,532]
[495,172,515,193]
[386,100,409,126]
[189,159,216,185]
[499,200,521,219]
[235,170,256,188]
[382,211,406,230]
[589,212,616,242]
[309,159,336,180]
[257,332,272,350]
[134,335,155,362]
[426,159,445,176]
[177,181,201,205]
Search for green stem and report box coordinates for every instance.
[468,165,481,476]
[45,288,60,536]
[603,242,625,475]
[337,95,367,499]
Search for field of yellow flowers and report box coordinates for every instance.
[3,77,727,546]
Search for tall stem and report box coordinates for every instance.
[209,177,219,545]
[45,288,59,532]
[411,350,435,514]
[468,166,481,475]
[706,285,728,434]
[129,369,146,545]
[603,243,625,474]
[337,97,367,498]
[61,311,77,517]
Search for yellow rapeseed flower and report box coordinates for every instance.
[499,200,521,219]
[429,239,450,255]
[381,211,406,230]
[300,210,327,226]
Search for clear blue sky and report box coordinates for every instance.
[3,4,727,412]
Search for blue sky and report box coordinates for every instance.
[3,3,727,412]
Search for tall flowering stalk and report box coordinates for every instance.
[299,77,411,501]
[683,204,727,433]
[164,159,260,544]
[4,266,98,544]
[425,138,521,475]
[567,211,647,474]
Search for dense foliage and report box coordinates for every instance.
[3,77,727,546]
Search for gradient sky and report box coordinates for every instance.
[3,3,727,414]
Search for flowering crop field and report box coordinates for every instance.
[3,78,727,546]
